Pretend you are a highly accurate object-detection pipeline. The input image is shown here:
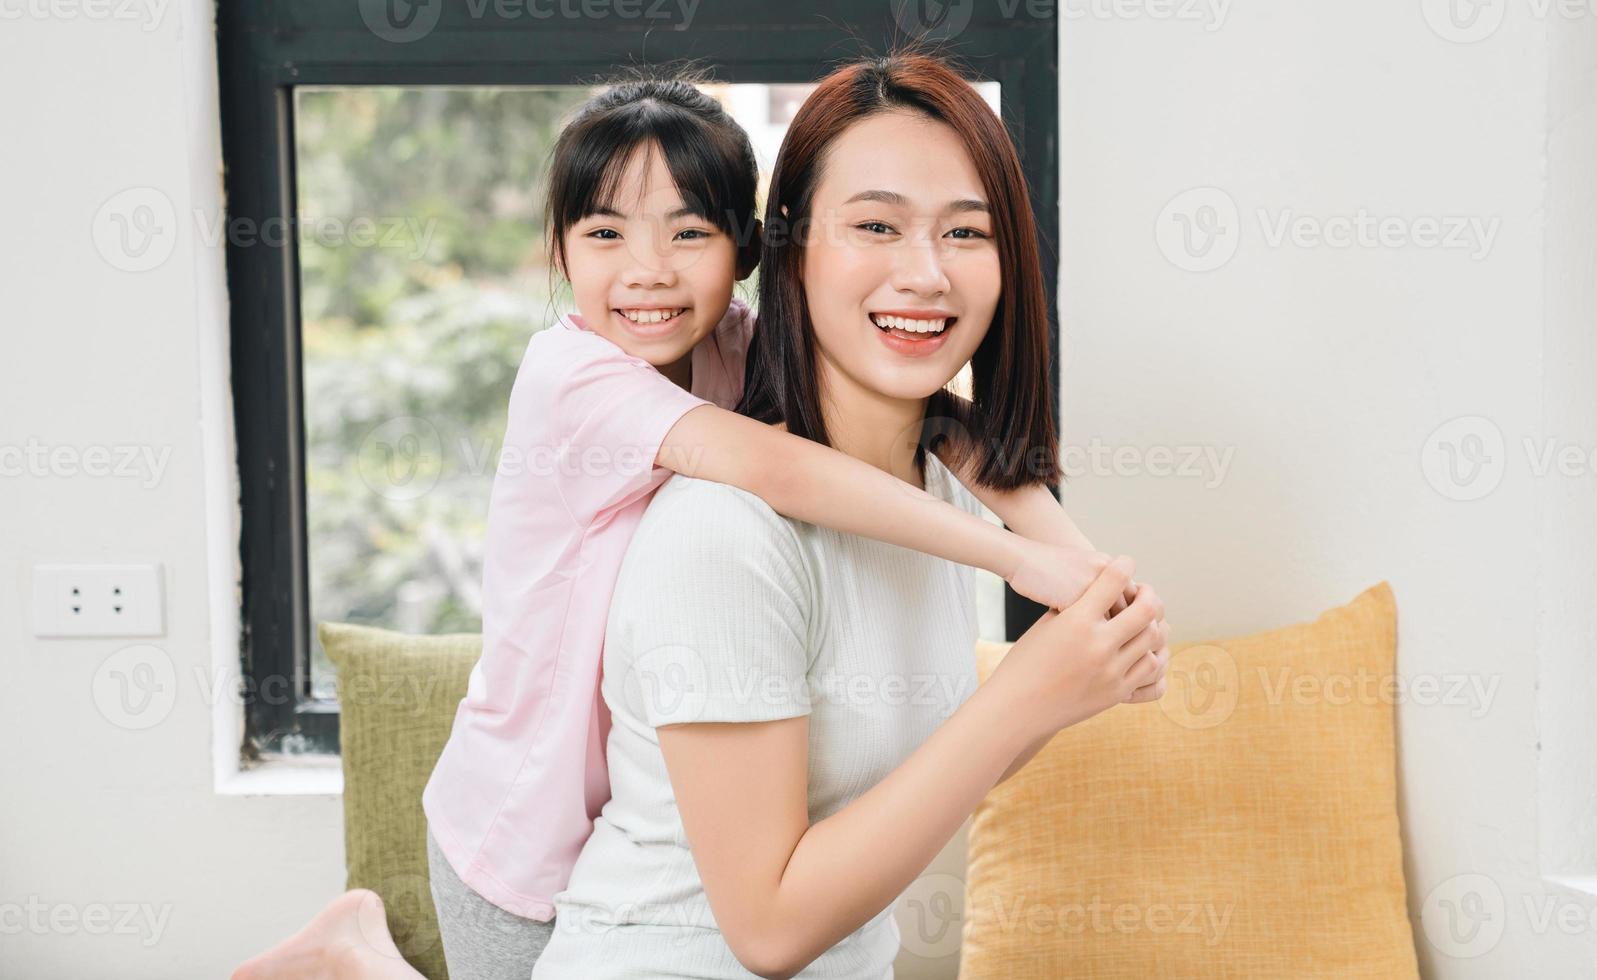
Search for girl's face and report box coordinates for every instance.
[560,142,746,369]
[800,110,1001,404]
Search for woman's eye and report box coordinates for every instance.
[856,221,895,235]
[947,227,991,240]
[586,228,620,240]
[675,228,710,241]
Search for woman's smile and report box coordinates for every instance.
[869,308,957,356]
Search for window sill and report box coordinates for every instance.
[216,754,344,796]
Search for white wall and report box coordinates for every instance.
[1,1,1593,977]
[0,3,348,978]
[1057,2,1597,977]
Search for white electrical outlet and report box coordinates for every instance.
[32,563,165,637]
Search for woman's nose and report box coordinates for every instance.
[891,236,951,295]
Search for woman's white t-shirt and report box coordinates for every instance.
[528,451,984,979]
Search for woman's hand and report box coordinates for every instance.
[1119,581,1170,704]
[991,556,1169,740]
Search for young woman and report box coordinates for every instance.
[525,52,1169,979]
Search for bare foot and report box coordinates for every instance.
[232,888,425,980]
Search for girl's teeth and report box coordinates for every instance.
[622,309,682,324]
[872,314,948,334]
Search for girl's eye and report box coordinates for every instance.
[675,228,710,241]
[947,227,991,240]
[586,228,620,240]
[856,221,895,235]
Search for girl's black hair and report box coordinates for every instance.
[545,66,761,275]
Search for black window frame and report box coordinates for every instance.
[217,0,1060,757]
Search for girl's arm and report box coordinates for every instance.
[658,403,1082,610]
[928,430,1138,613]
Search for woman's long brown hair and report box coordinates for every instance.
[735,50,1060,490]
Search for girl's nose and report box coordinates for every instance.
[622,245,679,288]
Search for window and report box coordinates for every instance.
[218,2,1060,755]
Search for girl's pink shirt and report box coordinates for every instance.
[422,298,756,920]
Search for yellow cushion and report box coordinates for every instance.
[959,582,1418,979]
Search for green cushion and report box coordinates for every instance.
[320,621,482,980]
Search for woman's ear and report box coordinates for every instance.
[736,220,762,281]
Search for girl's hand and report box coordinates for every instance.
[1007,541,1140,617]
[991,556,1169,740]
[1006,542,1111,611]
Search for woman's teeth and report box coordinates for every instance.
[870,314,949,334]
[620,308,684,324]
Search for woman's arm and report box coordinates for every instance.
[656,561,1160,980]
[659,680,1027,980]
[658,403,1082,610]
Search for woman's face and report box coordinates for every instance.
[800,110,1001,403]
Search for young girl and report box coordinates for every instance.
[232,69,1140,980]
